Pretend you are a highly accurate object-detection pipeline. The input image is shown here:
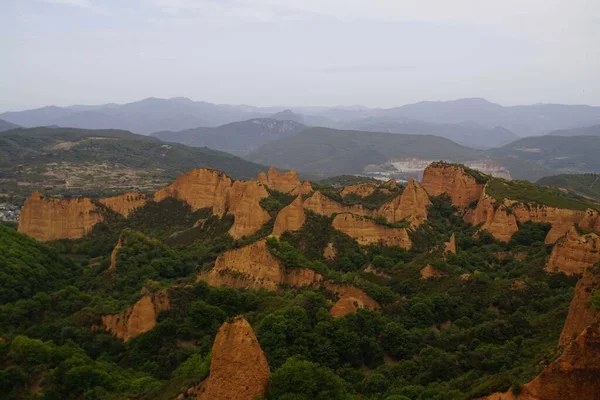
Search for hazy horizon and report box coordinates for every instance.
[2,0,599,111]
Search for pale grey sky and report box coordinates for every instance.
[1,0,599,111]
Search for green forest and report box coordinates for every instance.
[0,190,579,400]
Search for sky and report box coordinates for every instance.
[1,0,599,111]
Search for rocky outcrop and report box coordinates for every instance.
[290,180,313,196]
[375,177,431,228]
[484,323,600,400]
[340,183,380,198]
[272,196,306,237]
[469,193,518,242]
[578,208,600,232]
[382,178,398,189]
[303,191,370,217]
[153,168,231,215]
[559,267,600,346]
[199,240,323,291]
[258,166,302,194]
[364,264,391,279]
[101,291,170,341]
[546,227,600,275]
[510,203,585,244]
[18,191,104,241]
[191,317,270,400]
[226,180,270,239]
[109,234,123,270]
[421,163,484,208]
[324,282,381,317]
[99,192,148,217]
[323,242,337,260]
[444,233,457,255]
[332,213,412,248]
[420,265,447,279]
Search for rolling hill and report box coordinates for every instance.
[151,118,307,156]
[537,173,600,203]
[0,127,267,199]
[0,119,19,132]
[546,124,600,137]
[245,127,484,176]
[487,135,600,181]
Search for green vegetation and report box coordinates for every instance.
[537,173,600,203]
[316,175,381,188]
[0,190,580,399]
[429,161,489,184]
[486,177,600,211]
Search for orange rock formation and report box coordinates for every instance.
[18,191,104,241]
[546,226,600,275]
[375,177,431,228]
[511,203,584,244]
[109,234,123,270]
[484,323,600,400]
[469,194,518,242]
[191,317,270,400]
[578,208,600,231]
[559,267,600,346]
[420,265,447,279]
[303,191,371,217]
[272,196,306,237]
[444,233,457,254]
[324,282,381,317]
[323,242,337,260]
[289,180,313,196]
[226,180,270,239]
[199,240,323,291]
[258,166,302,193]
[421,163,484,208]
[153,168,231,214]
[332,213,412,248]
[101,291,170,341]
[99,192,148,217]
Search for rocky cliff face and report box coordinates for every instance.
[18,191,104,241]
[375,177,431,228]
[332,213,412,248]
[99,192,148,217]
[444,233,457,255]
[226,180,270,239]
[153,168,231,215]
[101,291,170,341]
[546,227,600,275]
[420,265,447,279]
[484,323,600,400]
[421,163,484,208]
[579,208,600,231]
[340,183,380,197]
[199,240,322,291]
[191,317,270,400]
[272,196,306,237]
[468,193,518,242]
[303,191,371,217]
[258,166,303,194]
[510,203,584,244]
[559,267,600,346]
[324,282,381,317]
[290,180,313,196]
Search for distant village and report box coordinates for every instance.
[0,203,20,223]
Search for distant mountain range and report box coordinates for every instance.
[4,97,600,145]
[0,119,19,132]
[546,124,600,137]
[151,118,307,156]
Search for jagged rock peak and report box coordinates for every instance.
[546,226,600,275]
[191,317,270,400]
[559,266,600,346]
[99,192,148,217]
[272,195,306,237]
[101,290,170,341]
[258,166,302,194]
[421,162,486,208]
[303,191,370,217]
[375,177,431,229]
[444,233,457,255]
